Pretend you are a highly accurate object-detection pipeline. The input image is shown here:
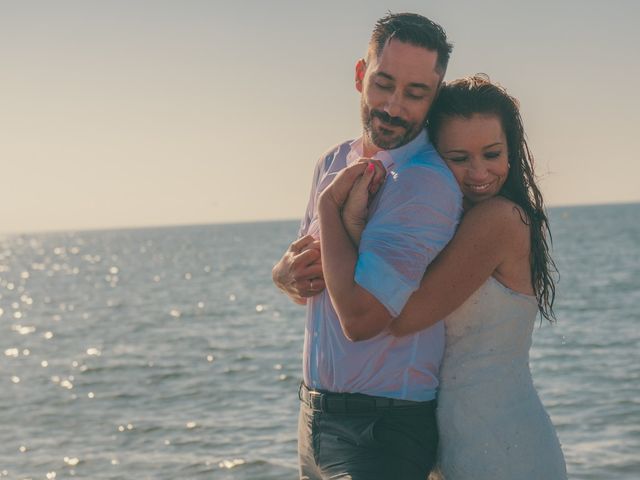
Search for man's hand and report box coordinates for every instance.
[272,235,325,305]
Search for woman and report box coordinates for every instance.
[319,75,567,479]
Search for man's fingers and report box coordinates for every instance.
[300,262,324,279]
[309,278,326,292]
[300,239,321,254]
[276,236,323,304]
[293,277,326,297]
[291,235,315,253]
[292,296,307,305]
[292,247,321,269]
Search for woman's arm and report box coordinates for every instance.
[318,162,393,340]
[390,197,529,336]
[340,160,385,245]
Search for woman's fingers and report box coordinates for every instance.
[321,158,386,210]
[370,161,386,194]
[356,158,386,194]
[321,162,370,208]
[352,164,375,196]
[341,162,370,185]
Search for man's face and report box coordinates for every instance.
[356,40,442,153]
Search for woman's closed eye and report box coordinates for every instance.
[406,92,426,100]
[484,150,502,159]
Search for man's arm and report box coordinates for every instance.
[319,162,461,341]
[274,158,386,307]
[272,146,338,304]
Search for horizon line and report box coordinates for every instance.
[2,199,638,237]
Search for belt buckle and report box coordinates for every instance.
[300,383,326,412]
[309,390,325,412]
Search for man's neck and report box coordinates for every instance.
[361,131,425,158]
[362,136,384,158]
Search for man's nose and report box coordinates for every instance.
[383,91,403,118]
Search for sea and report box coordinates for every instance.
[0,202,638,480]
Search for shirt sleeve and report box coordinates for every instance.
[298,143,349,238]
[354,164,462,316]
[298,154,326,238]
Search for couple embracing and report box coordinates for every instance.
[272,12,567,480]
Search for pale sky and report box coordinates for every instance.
[2,0,639,234]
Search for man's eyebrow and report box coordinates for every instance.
[374,72,395,81]
[375,72,432,91]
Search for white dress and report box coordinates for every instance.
[430,276,567,480]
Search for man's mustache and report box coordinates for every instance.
[371,110,409,129]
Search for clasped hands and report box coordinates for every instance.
[272,159,386,302]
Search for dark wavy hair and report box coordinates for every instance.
[368,12,453,76]
[427,74,557,321]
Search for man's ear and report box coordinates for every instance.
[355,59,366,93]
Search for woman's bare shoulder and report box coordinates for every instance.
[462,196,530,240]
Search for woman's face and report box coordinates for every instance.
[436,114,510,206]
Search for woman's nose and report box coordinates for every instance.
[466,163,488,181]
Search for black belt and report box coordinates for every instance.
[299,382,435,414]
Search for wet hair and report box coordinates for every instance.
[427,74,557,322]
[368,12,453,76]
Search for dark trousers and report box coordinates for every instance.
[298,396,438,480]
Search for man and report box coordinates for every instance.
[272,13,462,479]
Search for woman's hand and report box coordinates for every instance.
[318,159,385,243]
[319,159,385,209]
[319,162,365,210]
[342,159,386,246]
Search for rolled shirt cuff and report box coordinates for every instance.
[354,250,416,317]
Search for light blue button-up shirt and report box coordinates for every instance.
[299,130,462,401]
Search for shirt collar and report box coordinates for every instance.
[345,129,429,172]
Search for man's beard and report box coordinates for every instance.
[361,103,419,150]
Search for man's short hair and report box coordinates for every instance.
[368,12,453,76]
